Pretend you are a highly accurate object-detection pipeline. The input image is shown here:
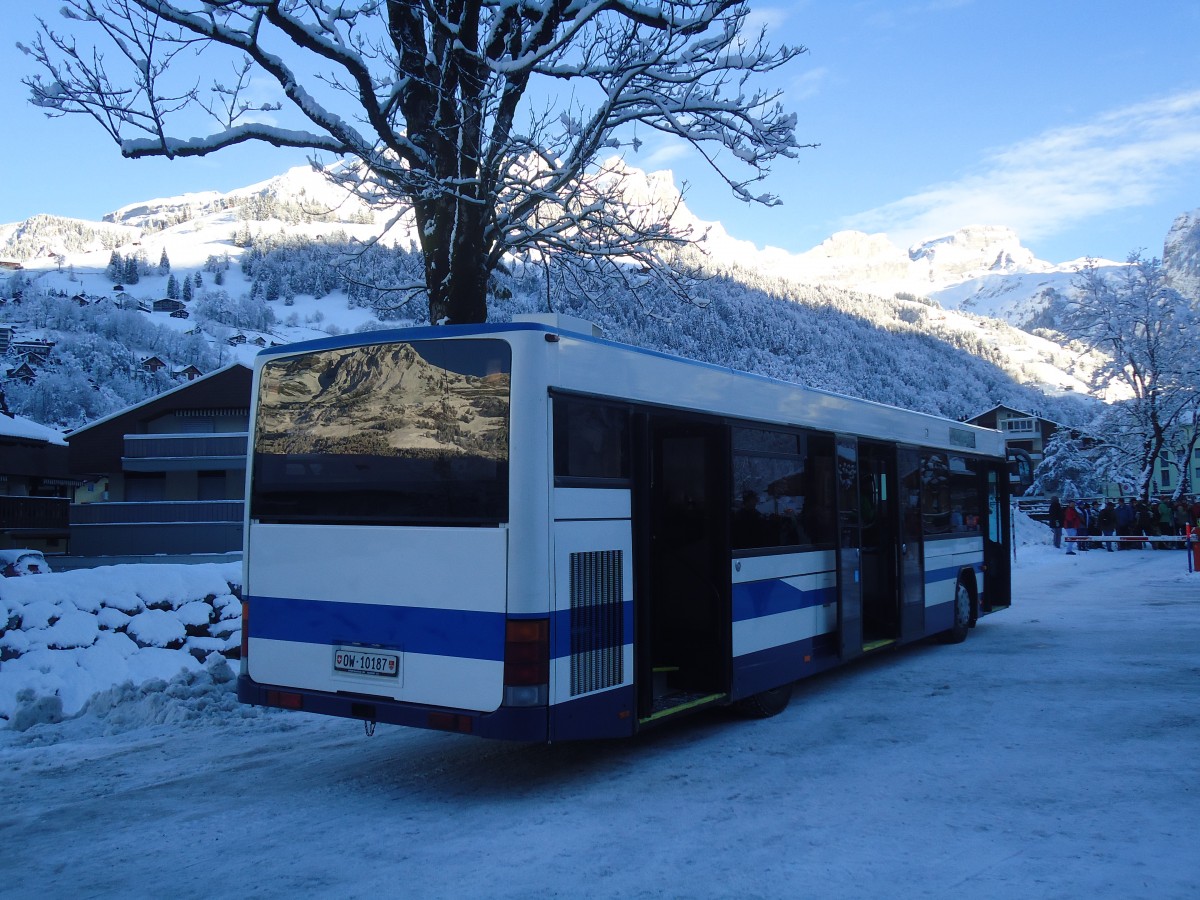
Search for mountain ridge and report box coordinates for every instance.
[0,161,1187,433]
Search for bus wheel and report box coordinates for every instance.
[939,581,971,645]
[734,684,793,719]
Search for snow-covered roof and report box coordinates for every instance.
[66,361,251,437]
[0,411,67,445]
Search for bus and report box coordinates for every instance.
[238,313,1011,740]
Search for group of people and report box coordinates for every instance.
[1046,496,1200,554]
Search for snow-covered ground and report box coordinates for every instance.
[1,523,1197,898]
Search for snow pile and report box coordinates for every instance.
[0,562,242,728]
[1013,507,1053,547]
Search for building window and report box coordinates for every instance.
[1002,418,1035,434]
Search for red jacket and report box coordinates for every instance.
[1063,506,1083,529]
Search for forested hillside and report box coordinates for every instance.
[1,204,1100,433]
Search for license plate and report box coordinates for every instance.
[334,647,400,678]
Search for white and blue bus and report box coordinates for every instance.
[238,314,1011,740]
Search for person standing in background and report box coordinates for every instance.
[1048,496,1064,549]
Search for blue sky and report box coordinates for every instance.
[3,1,1199,264]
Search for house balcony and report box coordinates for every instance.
[122,432,248,472]
[0,494,70,533]
[69,499,244,556]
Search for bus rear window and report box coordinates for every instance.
[251,339,510,525]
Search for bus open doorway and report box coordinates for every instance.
[635,416,730,725]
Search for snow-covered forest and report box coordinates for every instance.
[2,150,1197,506]
[0,212,1100,433]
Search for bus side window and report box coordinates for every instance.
[731,428,835,551]
[921,453,951,535]
[948,456,982,533]
[923,453,983,535]
[553,397,631,482]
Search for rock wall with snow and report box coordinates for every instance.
[1164,208,1200,299]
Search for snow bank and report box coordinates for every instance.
[1013,507,1053,547]
[0,562,242,728]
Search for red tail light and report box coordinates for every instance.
[240,601,249,659]
[504,618,549,686]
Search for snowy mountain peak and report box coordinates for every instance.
[907,225,1043,276]
[1164,208,1200,298]
[105,163,377,232]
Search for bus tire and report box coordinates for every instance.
[939,580,971,645]
[734,683,793,719]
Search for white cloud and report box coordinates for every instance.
[743,4,796,34]
[787,66,828,102]
[637,139,691,170]
[845,89,1200,248]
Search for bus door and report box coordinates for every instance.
[982,465,1011,612]
[635,415,730,722]
[898,447,926,640]
[836,435,863,660]
[858,441,903,650]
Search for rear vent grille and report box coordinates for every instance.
[569,549,624,696]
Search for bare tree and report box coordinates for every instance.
[20,1,809,324]
[1064,254,1200,499]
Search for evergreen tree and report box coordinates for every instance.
[182,276,193,302]
[1029,431,1102,499]
[106,250,123,282]
[158,247,170,275]
[166,274,179,300]
[123,255,140,285]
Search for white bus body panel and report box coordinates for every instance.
[731,550,838,657]
[923,536,984,607]
[246,522,507,712]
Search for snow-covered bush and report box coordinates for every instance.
[0,562,242,728]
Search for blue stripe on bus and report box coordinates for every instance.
[549,603,635,659]
[247,595,506,661]
[732,578,835,622]
[924,563,979,585]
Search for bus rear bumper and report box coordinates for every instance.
[237,674,548,742]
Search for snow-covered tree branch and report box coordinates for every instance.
[1061,254,1200,499]
[19,0,810,324]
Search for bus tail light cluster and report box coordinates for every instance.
[503,618,549,707]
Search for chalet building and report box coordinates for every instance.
[0,396,75,553]
[141,355,168,374]
[174,364,204,382]
[965,405,1065,496]
[5,361,37,384]
[226,332,248,346]
[10,339,55,362]
[66,362,252,558]
[153,298,187,313]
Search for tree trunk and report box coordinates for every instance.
[419,199,491,326]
